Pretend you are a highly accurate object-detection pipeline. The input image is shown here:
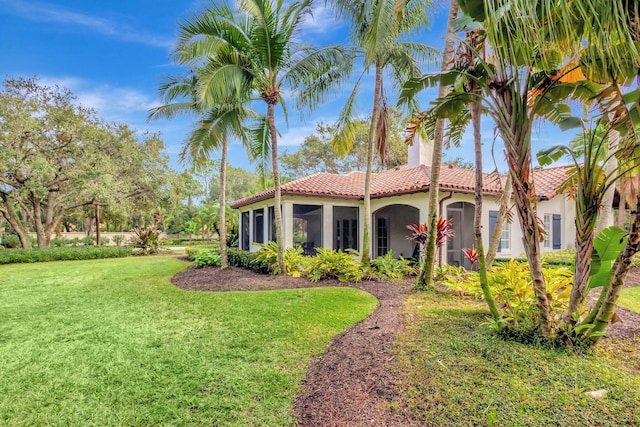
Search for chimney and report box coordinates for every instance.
[407,133,433,169]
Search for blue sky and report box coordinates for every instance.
[0,0,568,173]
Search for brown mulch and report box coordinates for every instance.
[170,264,640,426]
[171,265,415,426]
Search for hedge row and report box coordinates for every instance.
[0,246,133,264]
[227,247,269,274]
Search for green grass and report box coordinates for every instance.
[619,286,640,313]
[0,257,377,426]
[392,293,640,426]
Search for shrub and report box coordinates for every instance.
[0,246,133,264]
[227,247,269,273]
[371,251,416,282]
[1,234,22,249]
[82,236,96,246]
[438,260,572,328]
[306,248,364,283]
[541,248,576,267]
[112,235,126,246]
[252,242,308,276]
[50,237,69,247]
[191,250,222,268]
[99,237,110,246]
[69,237,82,246]
[131,228,160,255]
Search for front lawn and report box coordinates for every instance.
[393,292,640,426]
[0,257,377,426]
[619,286,640,313]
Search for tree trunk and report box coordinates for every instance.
[471,89,500,319]
[362,66,383,265]
[587,196,640,344]
[31,193,48,248]
[486,174,512,266]
[95,204,101,245]
[220,140,229,269]
[418,0,459,289]
[506,134,553,336]
[567,206,596,319]
[0,193,32,248]
[597,128,619,232]
[268,101,286,274]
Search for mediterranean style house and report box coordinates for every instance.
[230,137,575,269]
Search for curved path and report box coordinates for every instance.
[171,266,414,426]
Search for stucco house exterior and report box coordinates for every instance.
[230,138,575,269]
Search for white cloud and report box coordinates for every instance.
[38,76,160,119]
[2,0,174,49]
[278,124,318,146]
[304,4,344,35]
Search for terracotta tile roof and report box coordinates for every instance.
[532,166,572,200]
[230,164,571,208]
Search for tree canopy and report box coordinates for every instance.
[0,77,177,247]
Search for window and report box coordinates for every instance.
[543,214,551,248]
[553,214,561,249]
[293,204,322,255]
[500,221,510,250]
[489,210,502,252]
[241,211,250,250]
[334,206,358,251]
[377,217,388,257]
[268,206,276,242]
[253,209,264,244]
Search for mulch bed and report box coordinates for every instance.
[170,264,640,426]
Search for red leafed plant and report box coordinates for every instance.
[463,247,479,264]
[436,218,455,247]
[406,223,429,245]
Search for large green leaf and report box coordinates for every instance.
[593,226,627,263]
[588,226,627,289]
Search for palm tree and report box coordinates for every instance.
[418,0,459,288]
[328,0,436,265]
[149,73,252,269]
[403,0,639,338]
[175,0,353,273]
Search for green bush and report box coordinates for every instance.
[227,248,269,273]
[1,234,21,249]
[50,237,69,247]
[82,236,96,246]
[192,251,222,268]
[100,237,110,246]
[112,235,126,246]
[438,259,572,329]
[131,228,160,255]
[252,242,308,276]
[69,237,82,246]
[371,251,416,282]
[0,246,133,264]
[306,248,364,283]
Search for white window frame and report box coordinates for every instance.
[500,221,510,251]
[543,214,551,248]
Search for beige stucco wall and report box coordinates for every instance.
[236,190,576,262]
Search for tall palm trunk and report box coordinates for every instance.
[418,0,458,289]
[219,139,228,269]
[267,101,286,274]
[597,128,619,232]
[471,87,500,319]
[501,99,553,336]
[486,174,512,266]
[568,225,595,317]
[362,66,383,265]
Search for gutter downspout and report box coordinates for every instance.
[438,191,454,267]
